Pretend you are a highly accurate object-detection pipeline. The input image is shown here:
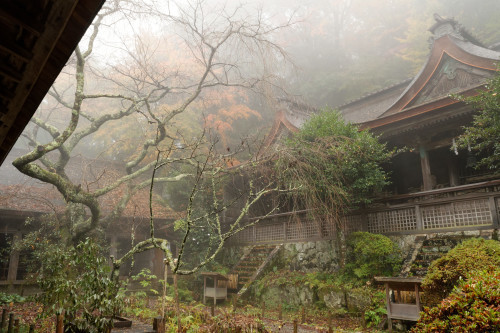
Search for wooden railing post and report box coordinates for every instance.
[415,205,423,232]
[1,308,7,330]
[13,319,19,333]
[7,232,22,284]
[7,313,13,333]
[283,221,287,242]
[489,196,499,228]
[253,225,256,243]
[55,313,64,333]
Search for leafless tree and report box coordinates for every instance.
[12,0,292,247]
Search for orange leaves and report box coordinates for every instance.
[200,88,262,147]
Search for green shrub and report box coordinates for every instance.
[255,270,340,296]
[422,238,500,306]
[343,232,401,284]
[0,292,26,305]
[412,268,500,332]
[123,268,194,320]
[34,238,122,333]
[277,108,391,218]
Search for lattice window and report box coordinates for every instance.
[303,219,322,239]
[422,204,455,229]
[286,220,301,241]
[286,218,322,241]
[320,219,336,237]
[255,223,284,243]
[422,199,492,230]
[453,199,491,227]
[368,208,417,234]
[343,214,367,233]
[232,227,253,244]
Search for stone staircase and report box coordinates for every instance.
[230,244,281,296]
[404,235,473,277]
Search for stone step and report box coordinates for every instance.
[422,236,469,247]
[233,266,259,273]
[406,236,473,277]
[236,261,262,269]
[411,268,428,276]
[412,259,433,267]
[420,245,453,253]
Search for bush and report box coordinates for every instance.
[412,268,500,332]
[277,108,391,215]
[34,238,122,333]
[422,238,500,306]
[0,292,26,305]
[343,232,401,284]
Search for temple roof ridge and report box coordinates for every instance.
[429,14,485,47]
[337,78,413,111]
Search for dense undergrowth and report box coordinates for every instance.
[412,238,500,332]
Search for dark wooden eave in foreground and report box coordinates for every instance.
[0,0,106,166]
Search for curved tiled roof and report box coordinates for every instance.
[339,80,411,124]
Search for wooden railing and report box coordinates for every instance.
[230,181,500,245]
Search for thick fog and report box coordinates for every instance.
[5,0,500,198]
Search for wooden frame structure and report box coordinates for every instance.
[201,272,228,306]
[230,179,500,245]
[225,16,500,247]
[375,277,423,332]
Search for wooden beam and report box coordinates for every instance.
[419,146,433,191]
[385,283,392,332]
[448,155,459,187]
[6,232,21,284]
[415,284,421,314]
[0,62,23,82]
[0,39,34,62]
[0,3,46,36]
[0,0,106,166]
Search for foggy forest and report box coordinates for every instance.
[1,0,500,332]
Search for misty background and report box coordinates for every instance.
[7,0,500,206]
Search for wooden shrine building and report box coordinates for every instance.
[231,15,500,244]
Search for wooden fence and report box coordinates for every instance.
[230,180,500,245]
[0,309,34,333]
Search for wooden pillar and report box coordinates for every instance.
[419,146,433,191]
[415,284,421,313]
[489,197,499,228]
[7,232,21,283]
[447,155,459,187]
[55,313,64,333]
[415,205,423,231]
[203,276,206,304]
[213,277,217,307]
[385,283,392,332]
[283,222,287,242]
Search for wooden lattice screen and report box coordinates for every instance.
[230,191,500,245]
